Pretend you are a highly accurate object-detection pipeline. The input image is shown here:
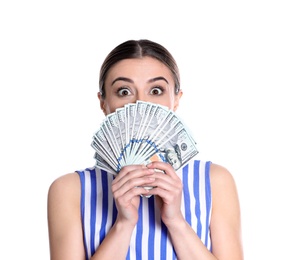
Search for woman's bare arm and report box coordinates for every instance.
[209,163,243,259]
[48,173,85,260]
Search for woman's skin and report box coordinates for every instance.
[48,57,243,260]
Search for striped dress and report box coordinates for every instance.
[77,160,212,260]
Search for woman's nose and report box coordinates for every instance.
[136,92,148,102]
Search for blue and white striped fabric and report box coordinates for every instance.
[77,160,212,260]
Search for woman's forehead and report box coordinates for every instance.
[106,57,174,82]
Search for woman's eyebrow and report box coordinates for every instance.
[148,76,169,84]
[111,77,133,85]
[111,76,169,86]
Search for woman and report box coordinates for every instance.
[48,39,243,260]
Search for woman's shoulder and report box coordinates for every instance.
[48,172,81,206]
[208,162,240,207]
[209,162,236,186]
[49,172,80,190]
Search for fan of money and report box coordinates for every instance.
[91,101,198,175]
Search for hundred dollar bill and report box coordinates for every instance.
[94,152,117,175]
[130,102,158,160]
[115,107,127,166]
[105,113,126,166]
[128,101,150,162]
[91,129,118,170]
[100,119,120,161]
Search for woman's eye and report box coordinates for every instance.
[117,88,131,96]
[150,87,163,95]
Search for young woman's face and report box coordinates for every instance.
[98,57,183,115]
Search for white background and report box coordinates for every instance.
[1,1,283,259]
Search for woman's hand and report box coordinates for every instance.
[112,164,156,226]
[146,161,184,226]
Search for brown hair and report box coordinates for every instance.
[99,39,180,98]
